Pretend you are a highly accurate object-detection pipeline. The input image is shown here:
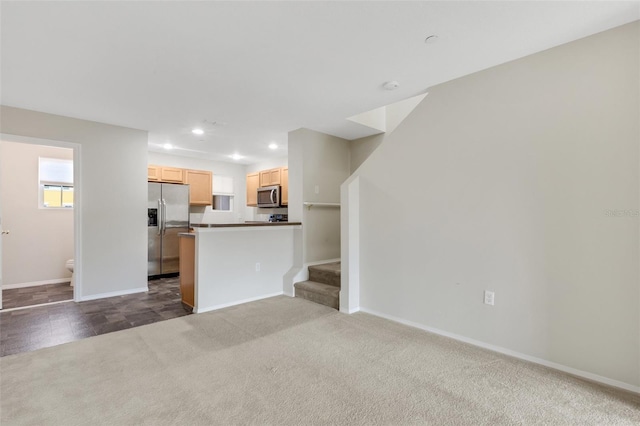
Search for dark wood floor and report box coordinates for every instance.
[2,282,74,309]
[0,277,191,357]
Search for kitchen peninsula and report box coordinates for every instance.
[179,222,302,313]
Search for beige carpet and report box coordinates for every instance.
[1,296,639,425]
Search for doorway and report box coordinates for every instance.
[0,134,81,311]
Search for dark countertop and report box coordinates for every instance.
[190,222,301,228]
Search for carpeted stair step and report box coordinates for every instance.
[294,280,339,309]
[308,261,341,288]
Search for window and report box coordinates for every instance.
[39,157,74,208]
[43,185,74,208]
[212,175,234,211]
[212,195,233,211]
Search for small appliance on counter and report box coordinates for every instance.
[269,214,288,222]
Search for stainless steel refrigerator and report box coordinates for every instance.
[148,182,190,276]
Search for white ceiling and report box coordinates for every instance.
[1,1,638,165]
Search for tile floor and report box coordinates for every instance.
[2,282,74,309]
[0,277,191,357]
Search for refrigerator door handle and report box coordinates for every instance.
[157,199,163,235]
[162,199,167,235]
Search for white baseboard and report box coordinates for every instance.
[2,278,71,290]
[1,299,73,312]
[78,286,148,302]
[194,292,283,314]
[359,307,640,395]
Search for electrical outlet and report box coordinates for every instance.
[314,185,320,194]
[484,291,495,306]
[255,262,261,272]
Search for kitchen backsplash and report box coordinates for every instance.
[190,205,288,224]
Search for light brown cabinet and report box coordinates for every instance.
[281,167,288,206]
[148,165,184,183]
[185,169,213,206]
[147,165,160,181]
[159,166,184,183]
[246,173,260,207]
[178,235,195,308]
[149,164,212,206]
[259,168,281,187]
[248,166,288,207]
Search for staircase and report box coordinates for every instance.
[294,261,341,309]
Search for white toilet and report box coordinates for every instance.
[65,259,75,287]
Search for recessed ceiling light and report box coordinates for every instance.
[192,128,204,135]
[424,35,438,44]
[163,143,173,150]
[229,153,243,160]
[268,143,278,150]
[383,81,400,91]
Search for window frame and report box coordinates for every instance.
[39,157,74,209]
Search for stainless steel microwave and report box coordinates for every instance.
[257,185,280,208]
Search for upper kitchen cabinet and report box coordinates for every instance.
[184,169,213,206]
[148,165,183,183]
[160,166,184,183]
[246,172,260,206]
[147,165,160,181]
[149,164,212,206]
[150,165,184,183]
[281,167,288,206]
[247,166,288,207]
[259,168,281,187]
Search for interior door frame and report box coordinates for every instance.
[0,133,82,306]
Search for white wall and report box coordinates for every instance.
[346,22,640,389]
[349,94,427,173]
[0,106,148,299]
[148,151,247,224]
[289,129,350,263]
[194,226,296,312]
[350,134,384,173]
[0,141,74,286]
[347,106,386,133]
[385,93,427,135]
[245,156,288,175]
[245,155,288,222]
